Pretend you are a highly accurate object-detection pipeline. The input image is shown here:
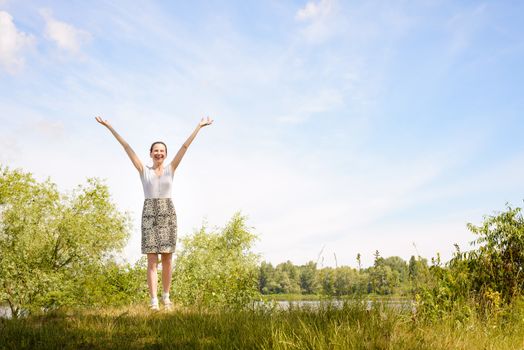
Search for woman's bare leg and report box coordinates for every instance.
[161,253,173,294]
[147,253,159,300]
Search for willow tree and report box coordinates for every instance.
[172,213,259,308]
[0,166,130,317]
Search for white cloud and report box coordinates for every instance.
[296,0,334,22]
[0,11,35,73]
[295,0,337,43]
[41,9,91,54]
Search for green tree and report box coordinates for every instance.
[408,255,431,293]
[299,261,320,294]
[417,205,524,318]
[65,257,148,307]
[334,266,359,296]
[368,265,398,295]
[368,251,399,295]
[383,256,408,283]
[355,271,370,294]
[259,261,274,294]
[275,261,301,294]
[0,166,130,317]
[318,267,336,295]
[466,205,524,303]
[172,213,259,308]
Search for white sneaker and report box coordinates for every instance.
[150,299,160,311]
[163,297,173,311]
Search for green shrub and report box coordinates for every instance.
[0,166,131,317]
[172,212,259,308]
[417,204,524,319]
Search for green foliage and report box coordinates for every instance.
[172,212,259,308]
[0,166,131,317]
[467,205,524,302]
[63,257,148,307]
[333,266,360,295]
[259,261,285,294]
[275,261,301,294]
[414,262,473,321]
[368,265,398,295]
[416,204,524,319]
[383,256,409,283]
[259,261,321,295]
[318,267,336,295]
[408,255,431,293]
[366,251,401,295]
[249,203,524,307]
[299,261,320,294]
[258,254,407,297]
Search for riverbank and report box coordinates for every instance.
[1,301,523,349]
[260,293,412,302]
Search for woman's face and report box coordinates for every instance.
[150,143,167,163]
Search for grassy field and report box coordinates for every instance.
[1,301,524,349]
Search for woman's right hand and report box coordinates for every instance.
[199,116,214,127]
[95,116,143,173]
[95,116,111,128]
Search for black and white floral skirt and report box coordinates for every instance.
[141,198,177,254]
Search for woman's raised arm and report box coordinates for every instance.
[170,116,213,172]
[95,116,144,173]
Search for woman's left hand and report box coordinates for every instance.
[199,116,214,127]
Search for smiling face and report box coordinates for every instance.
[150,142,167,165]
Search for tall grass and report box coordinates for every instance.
[1,300,524,349]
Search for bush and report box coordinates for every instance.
[0,166,131,317]
[172,213,259,308]
[416,204,524,319]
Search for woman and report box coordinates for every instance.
[95,116,213,310]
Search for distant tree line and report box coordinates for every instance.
[258,252,431,297]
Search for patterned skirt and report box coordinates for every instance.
[141,198,177,254]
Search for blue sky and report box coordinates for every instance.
[1,0,523,267]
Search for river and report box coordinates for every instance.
[259,299,415,312]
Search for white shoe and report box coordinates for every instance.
[163,298,173,311]
[150,300,160,311]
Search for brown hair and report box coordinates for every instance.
[150,141,167,154]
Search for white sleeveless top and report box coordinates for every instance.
[140,165,174,199]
